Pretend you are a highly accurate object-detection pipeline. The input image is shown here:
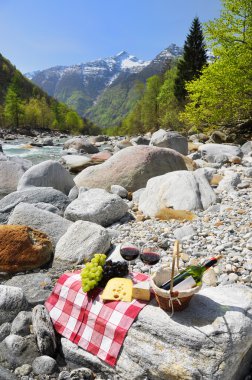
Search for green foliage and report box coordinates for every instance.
[157,64,184,130]
[182,0,252,128]
[0,52,99,134]
[4,85,24,128]
[87,80,145,128]
[174,17,208,102]
[141,75,161,131]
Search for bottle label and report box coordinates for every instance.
[173,276,196,291]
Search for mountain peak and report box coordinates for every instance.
[115,51,129,58]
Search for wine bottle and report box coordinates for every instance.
[160,255,222,291]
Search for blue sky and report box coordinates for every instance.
[0,0,221,73]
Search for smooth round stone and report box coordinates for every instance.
[32,355,58,375]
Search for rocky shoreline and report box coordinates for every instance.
[0,129,251,380]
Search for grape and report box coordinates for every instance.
[81,253,107,293]
[98,260,129,287]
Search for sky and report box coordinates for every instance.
[0,0,221,73]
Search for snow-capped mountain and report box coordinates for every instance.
[25,45,182,119]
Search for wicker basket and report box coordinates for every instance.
[150,241,201,313]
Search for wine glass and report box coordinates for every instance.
[120,242,140,276]
[140,243,161,275]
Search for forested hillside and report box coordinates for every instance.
[109,2,252,137]
[0,53,100,135]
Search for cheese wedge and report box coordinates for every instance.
[132,281,150,301]
[101,278,133,302]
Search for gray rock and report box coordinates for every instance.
[70,368,95,380]
[42,137,53,146]
[0,323,11,342]
[0,366,18,380]
[130,136,150,145]
[11,311,32,336]
[54,220,111,264]
[32,355,57,375]
[110,185,128,198]
[198,143,243,160]
[61,285,252,380]
[14,364,32,376]
[174,225,196,241]
[63,138,99,154]
[0,334,39,369]
[0,285,28,325]
[0,187,70,224]
[150,129,188,155]
[210,130,227,143]
[8,202,72,248]
[0,159,32,196]
[237,181,250,189]
[68,186,79,201]
[17,160,74,195]
[241,141,252,155]
[32,305,57,357]
[32,202,62,215]
[204,153,229,164]
[58,370,71,379]
[139,170,216,217]
[216,172,241,193]
[5,273,52,306]
[64,188,128,227]
[245,168,252,177]
[74,145,187,192]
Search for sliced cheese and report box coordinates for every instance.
[101,278,133,302]
[132,281,150,301]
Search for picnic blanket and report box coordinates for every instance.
[45,271,150,366]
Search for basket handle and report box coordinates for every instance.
[170,240,180,293]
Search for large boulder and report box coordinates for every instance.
[0,285,28,325]
[74,146,187,192]
[8,203,72,248]
[0,158,32,196]
[139,170,216,216]
[0,187,70,224]
[198,143,243,161]
[63,137,99,153]
[60,155,92,173]
[17,160,74,194]
[0,335,39,369]
[0,225,52,273]
[6,273,52,306]
[64,188,128,227]
[54,220,111,264]
[61,284,252,380]
[150,129,188,155]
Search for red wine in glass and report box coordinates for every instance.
[140,251,160,265]
[140,246,161,275]
[120,243,140,275]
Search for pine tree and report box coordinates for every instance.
[174,17,207,102]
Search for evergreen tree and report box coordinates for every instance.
[181,0,252,128]
[174,17,208,102]
[4,84,24,128]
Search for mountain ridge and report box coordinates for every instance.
[26,44,183,127]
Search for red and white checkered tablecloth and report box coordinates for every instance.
[45,271,150,366]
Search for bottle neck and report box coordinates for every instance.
[201,257,218,269]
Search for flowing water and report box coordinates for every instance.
[2,140,64,165]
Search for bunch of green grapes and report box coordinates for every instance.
[81,254,106,293]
